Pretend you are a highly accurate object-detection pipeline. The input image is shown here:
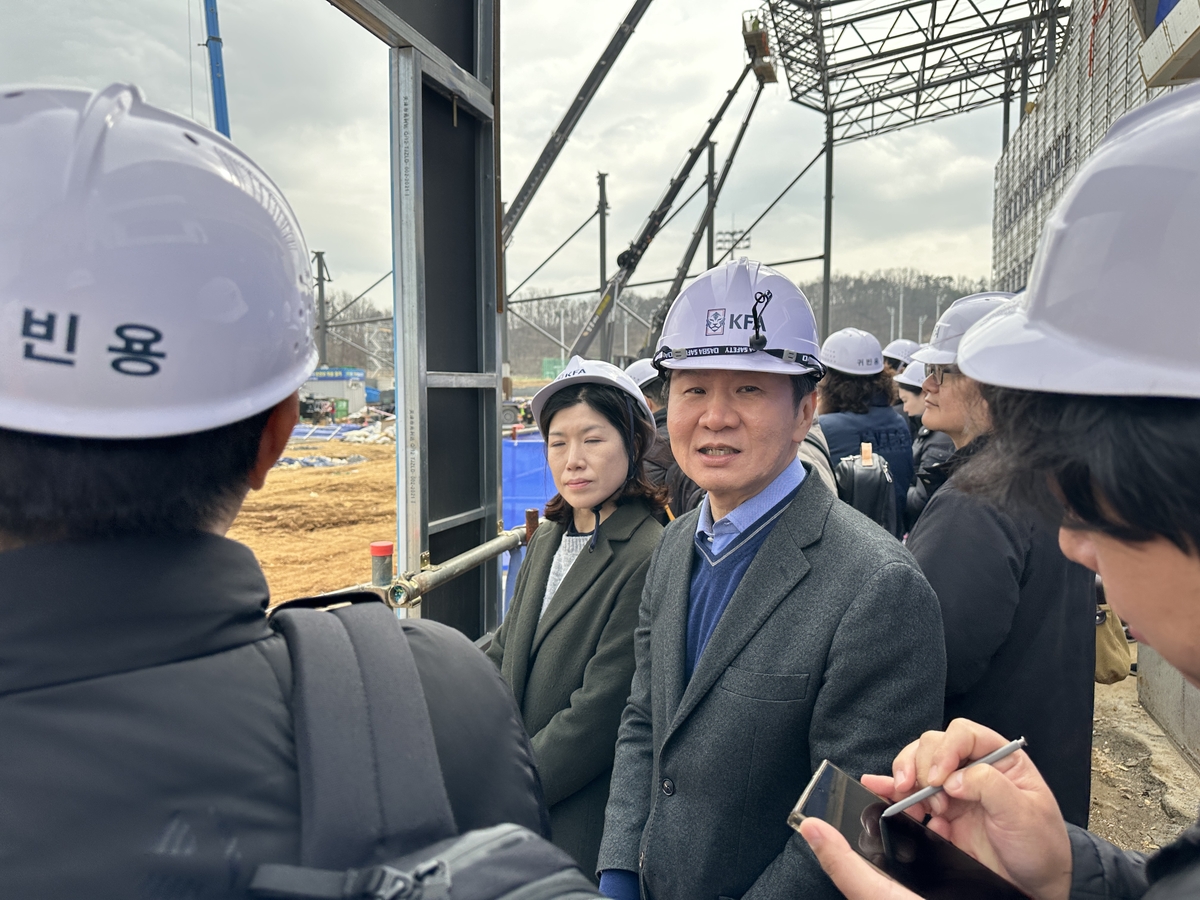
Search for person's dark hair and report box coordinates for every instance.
[962,386,1200,554]
[0,409,273,544]
[818,369,898,415]
[640,376,666,409]
[539,383,667,524]
[896,382,921,396]
[661,369,820,412]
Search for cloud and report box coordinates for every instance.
[2,0,1001,311]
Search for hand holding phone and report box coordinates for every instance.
[798,720,1075,900]
[790,760,1030,899]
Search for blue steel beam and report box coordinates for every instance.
[203,0,231,137]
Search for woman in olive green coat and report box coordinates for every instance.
[487,357,666,879]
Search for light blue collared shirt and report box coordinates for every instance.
[695,457,806,556]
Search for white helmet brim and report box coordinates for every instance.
[958,302,1195,397]
[910,345,957,366]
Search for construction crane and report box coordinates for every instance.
[644,14,777,351]
[568,19,778,359]
[501,0,655,246]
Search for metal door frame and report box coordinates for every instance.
[330,0,502,632]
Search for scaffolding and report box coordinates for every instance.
[991,0,1163,289]
[767,0,1071,144]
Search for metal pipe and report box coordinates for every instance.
[822,112,834,339]
[313,251,330,365]
[392,525,530,608]
[202,0,231,137]
[1019,23,1031,120]
[598,172,614,361]
[706,141,716,269]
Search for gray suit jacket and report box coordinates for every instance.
[597,468,946,900]
[488,500,663,878]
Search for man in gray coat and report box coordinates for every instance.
[597,259,946,900]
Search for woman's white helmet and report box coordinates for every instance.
[0,84,317,438]
[821,328,884,375]
[911,293,1015,366]
[894,359,929,389]
[653,258,824,378]
[623,357,660,390]
[531,355,653,432]
[959,83,1200,398]
[882,338,919,367]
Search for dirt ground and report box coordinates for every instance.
[226,441,398,601]
[1090,647,1200,851]
[234,454,1200,848]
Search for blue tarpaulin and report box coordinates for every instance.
[502,432,555,530]
[501,432,555,617]
[290,424,363,441]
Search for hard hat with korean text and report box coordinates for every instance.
[821,328,884,376]
[0,84,318,438]
[653,258,824,377]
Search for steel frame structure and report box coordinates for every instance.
[755,0,1069,334]
[328,0,503,639]
[767,0,1071,144]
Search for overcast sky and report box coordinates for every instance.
[3,0,1004,302]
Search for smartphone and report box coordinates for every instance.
[789,760,1030,900]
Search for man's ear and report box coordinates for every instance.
[248,392,300,490]
[793,390,817,444]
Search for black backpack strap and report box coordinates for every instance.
[272,602,458,869]
[802,429,833,471]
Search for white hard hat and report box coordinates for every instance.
[894,360,928,389]
[653,258,824,377]
[624,357,660,389]
[821,328,884,376]
[911,293,1014,366]
[882,339,919,366]
[531,355,653,431]
[959,84,1200,398]
[0,84,317,439]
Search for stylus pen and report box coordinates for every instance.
[880,736,1027,819]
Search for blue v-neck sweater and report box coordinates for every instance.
[684,488,799,680]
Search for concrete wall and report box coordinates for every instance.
[1138,645,1200,774]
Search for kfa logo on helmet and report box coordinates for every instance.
[706,308,726,336]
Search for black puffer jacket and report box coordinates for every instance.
[0,534,547,899]
[1068,819,1200,898]
[907,438,1096,827]
[905,424,955,530]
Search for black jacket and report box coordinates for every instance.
[907,440,1096,826]
[0,534,547,899]
[1068,818,1200,898]
[905,425,955,530]
[643,408,675,490]
[488,501,662,877]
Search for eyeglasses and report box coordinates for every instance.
[928,363,961,386]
